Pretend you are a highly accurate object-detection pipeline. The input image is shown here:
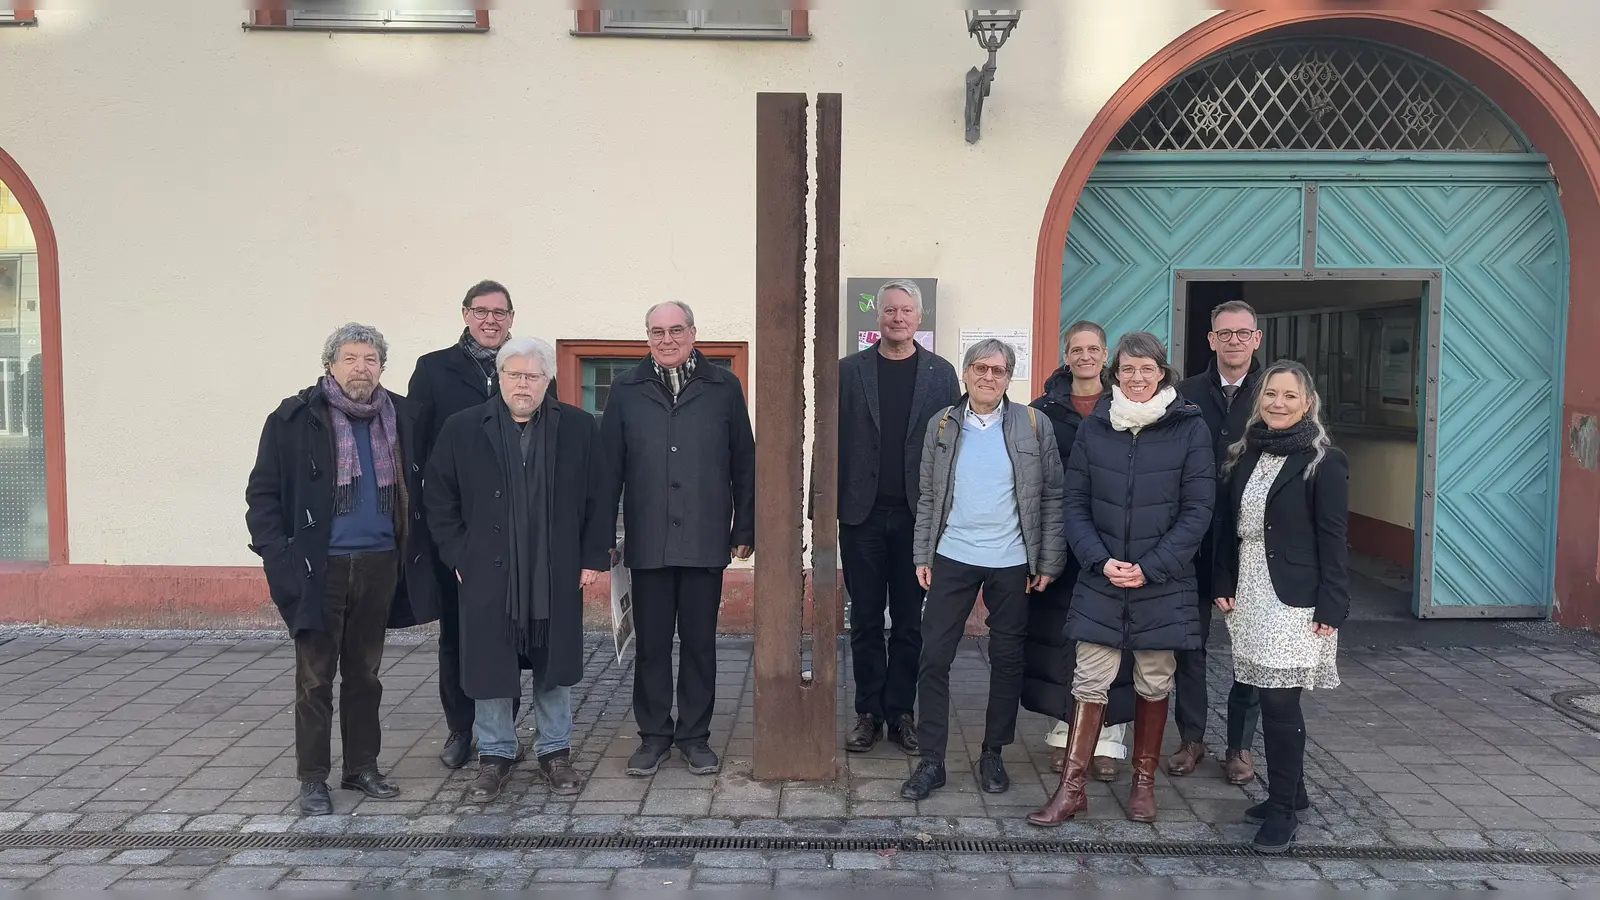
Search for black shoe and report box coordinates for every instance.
[888,713,920,756]
[845,714,884,753]
[1245,782,1311,824]
[440,731,472,770]
[626,740,672,777]
[339,771,401,799]
[682,743,721,776]
[1251,810,1299,854]
[976,750,1010,794]
[298,780,332,817]
[900,760,947,800]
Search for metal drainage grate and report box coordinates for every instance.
[0,831,1596,865]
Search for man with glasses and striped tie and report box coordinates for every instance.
[1173,299,1265,787]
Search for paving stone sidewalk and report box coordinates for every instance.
[0,617,1599,888]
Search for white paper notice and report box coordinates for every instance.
[960,329,1032,382]
[610,540,635,663]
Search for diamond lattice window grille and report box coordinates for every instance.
[1111,39,1530,153]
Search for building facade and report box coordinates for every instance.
[3,1,1600,629]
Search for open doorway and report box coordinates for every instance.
[1181,277,1430,621]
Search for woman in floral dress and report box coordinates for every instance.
[1211,360,1350,854]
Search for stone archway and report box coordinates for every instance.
[1030,8,1600,630]
[0,145,65,567]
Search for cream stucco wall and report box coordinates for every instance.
[0,1,1594,567]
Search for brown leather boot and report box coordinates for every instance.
[1128,696,1169,823]
[1027,701,1104,828]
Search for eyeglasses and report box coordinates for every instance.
[969,363,1011,378]
[1118,366,1162,379]
[468,307,512,322]
[500,371,548,385]
[1212,328,1259,344]
[648,325,691,342]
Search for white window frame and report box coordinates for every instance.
[599,9,790,36]
[284,8,479,30]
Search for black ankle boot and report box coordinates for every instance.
[1252,809,1298,853]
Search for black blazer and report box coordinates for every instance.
[1212,445,1352,629]
[836,342,960,526]
[408,345,501,467]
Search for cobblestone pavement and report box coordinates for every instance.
[0,617,1598,888]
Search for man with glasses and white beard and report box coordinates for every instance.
[1172,300,1265,786]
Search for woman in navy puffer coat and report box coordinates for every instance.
[1029,331,1214,829]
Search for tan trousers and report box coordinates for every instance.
[1071,642,1176,704]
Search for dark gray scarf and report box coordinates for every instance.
[495,394,559,655]
[459,328,500,393]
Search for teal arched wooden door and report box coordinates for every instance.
[1059,154,1567,617]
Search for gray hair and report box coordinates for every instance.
[963,338,1016,375]
[496,336,556,376]
[321,322,388,369]
[644,300,696,330]
[877,279,924,313]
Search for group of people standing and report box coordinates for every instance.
[245,282,755,816]
[241,275,1348,856]
[841,286,1350,854]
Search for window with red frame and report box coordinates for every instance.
[574,6,808,39]
[0,5,37,25]
[248,4,488,30]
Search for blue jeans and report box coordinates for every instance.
[474,682,572,762]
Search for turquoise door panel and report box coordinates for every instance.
[1318,182,1565,613]
[1061,183,1302,345]
[1059,155,1567,617]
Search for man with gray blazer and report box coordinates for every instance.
[838,280,960,755]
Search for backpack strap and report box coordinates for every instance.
[1028,406,1038,437]
[935,406,955,442]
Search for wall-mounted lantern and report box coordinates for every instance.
[965,9,1021,144]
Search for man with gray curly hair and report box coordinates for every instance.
[246,322,440,817]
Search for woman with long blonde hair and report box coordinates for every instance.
[1212,359,1350,854]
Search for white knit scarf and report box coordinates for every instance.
[1109,385,1177,434]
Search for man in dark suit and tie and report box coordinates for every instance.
[837,280,960,754]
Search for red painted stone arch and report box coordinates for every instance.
[1031,8,1600,629]
[0,145,66,567]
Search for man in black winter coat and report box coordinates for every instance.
[601,300,756,780]
[246,323,439,817]
[423,337,614,804]
[408,280,528,771]
[1172,300,1264,784]
[837,280,959,756]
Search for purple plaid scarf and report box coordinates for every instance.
[318,375,399,517]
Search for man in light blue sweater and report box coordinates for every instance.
[903,338,1068,801]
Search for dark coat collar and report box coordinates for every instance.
[858,340,937,432]
[617,349,725,386]
[1231,444,1316,507]
[1088,389,1200,429]
[1202,355,1263,391]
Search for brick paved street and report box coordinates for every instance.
[1,616,1599,888]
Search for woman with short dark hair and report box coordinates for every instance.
[1029,331,1214,827]
[1211,359,1349,854]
